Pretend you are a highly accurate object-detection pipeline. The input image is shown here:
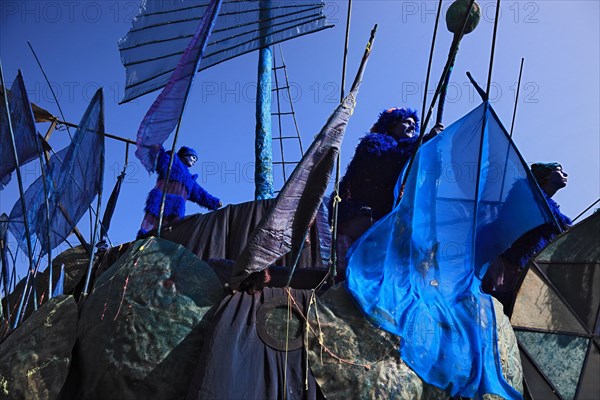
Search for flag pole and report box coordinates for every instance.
[27,41,74,140]
[486,0,502,97]
[328,0,353,286]
[421,0,443,125]
[81,90,106,298]
[509,58,525,138]
[497,58,524,202]
[398,0,478,202]
[156,1,222,236]
[0,61,36,329]
[436,0,481,125]
[572,199,600,223]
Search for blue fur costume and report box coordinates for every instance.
[502,192,572,268]
[331,134,421,223]
[329,107,426,224]
[482,186,572,315]
[138,147,220,237]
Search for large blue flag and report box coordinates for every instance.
[0,71,39,189]
[346,102,555,399]
[135,0,222,173]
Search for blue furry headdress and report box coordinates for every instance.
[370,107,420,134]
[177,146,198,159]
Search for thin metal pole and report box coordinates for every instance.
[54,119,135,145]
[0,221,11,321]
[156,1,222,235]
[81,92,106,298]
[27,41,73,140]
[11,71,53,298]
[27,45,104,254]
[509,58,525,138]
[421,0,443,123]
[157,126,185,235]
[42,147,91,254]
[496,58,524,203]
[572,198,600,223]
[285,232,307,288]
[80,181,104,298]
[34,117,53,298]
[470,102,490,273]
[340,0,352,101]
[398,0,477,201]
[328,0,353,286]
[486,0,502,97]
[0,62,37,329]
[466,71,487,100]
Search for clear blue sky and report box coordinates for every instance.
[1,1,598,273]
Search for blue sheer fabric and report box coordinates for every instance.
[0,71,39,189]
[346,103,555,399]
[9,90,104,257]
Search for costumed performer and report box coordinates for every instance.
[483,162,571,314]
[328,107,443,278]
[138,146,221,238]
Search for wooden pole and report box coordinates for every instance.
[422,0,444,125]
[328,0,353,286]
[398,0,477,201]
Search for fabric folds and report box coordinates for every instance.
[346,102,555,399]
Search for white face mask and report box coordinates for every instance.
[183,155,198,167]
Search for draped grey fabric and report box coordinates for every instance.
[157,199,328,270]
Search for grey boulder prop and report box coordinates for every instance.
[306,285,523,399]
[74,237,222,400]
[0,295,77,400]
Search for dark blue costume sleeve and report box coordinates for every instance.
[152,146,220,211]
[502,195,572,267]
[155,147,170,175]
[189,180,221,210]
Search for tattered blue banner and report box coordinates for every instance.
[9,89,105,257]
[0,71,39,189]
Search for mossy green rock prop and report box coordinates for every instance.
[307,285,522,399]
[2,246,88,324]
[75,238,222,400]
[446,0,481,34]
[0,295,77,400]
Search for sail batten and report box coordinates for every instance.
[119,0,333,103]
